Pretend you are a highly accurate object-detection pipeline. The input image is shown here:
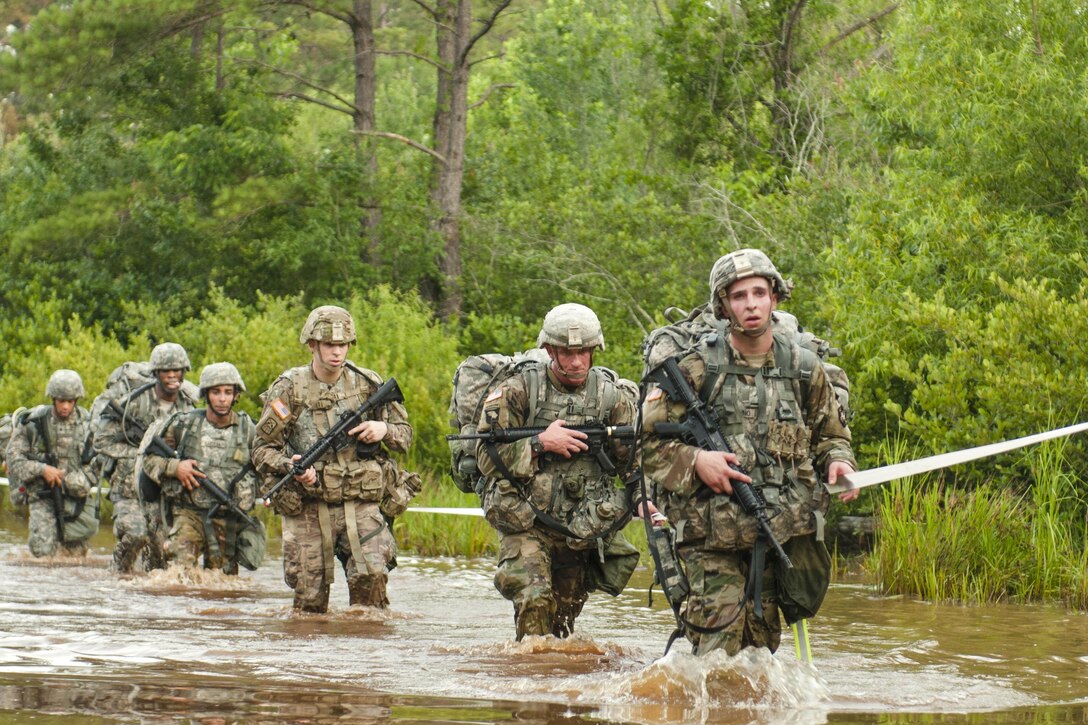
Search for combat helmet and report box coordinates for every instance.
[45,369,85,400]
[709,248,792,318]
[299,305,356,345]
[150,342,191,371]
[198,362,246,396]
[537,303,605,350]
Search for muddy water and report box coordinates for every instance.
[0,510,1085,724]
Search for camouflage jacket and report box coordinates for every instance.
[476,362,638,542]
[142,409,257,513]
[93,384,197,499]
[7,405,95,499]
[641,332,855,550]
[251,362,411,504]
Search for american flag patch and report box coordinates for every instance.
[271,398,291,420]
[485,388,503,403]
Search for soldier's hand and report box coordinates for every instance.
[694,450,751,496]
[42,465,65,488]
[828,460,859,502]
[636,500,667,527]
[539,419,589,458]
[176,459,206,490]
[290,454,318,486]
[350,420,388,444]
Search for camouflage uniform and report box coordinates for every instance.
[7,404,97,557]
[94,355,197,572]
[252,307,414,612]
[142,409,258,573]
[641,250,855,656]
[476,304,639,641]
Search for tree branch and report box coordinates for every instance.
[376,49,443,70]
[468,51,505,69]
[245,58,360,113]
[818,3,899,56]
[275,91,354,116]
[354,130,448,164]
[407,0,438,20]
[460,0,513,66]
[468,83,514,110]
[264,0,353,27]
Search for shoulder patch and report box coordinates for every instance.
[271,398,291,420]
[260,418,279,437]
[484,388,503,403]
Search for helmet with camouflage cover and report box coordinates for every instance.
[537,303,606,350]
[709,248,792,318]
[198,362,246,396]
[45,369,85,400]
[299,305,356,345]
[150,342,191,371]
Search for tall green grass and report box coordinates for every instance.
[870,437,1088,609]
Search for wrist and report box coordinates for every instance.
[530,435,545,456]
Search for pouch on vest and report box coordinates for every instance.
[585,532,640,596]
[776,531,832,624]
[62,496,99,542]
[235,519,268,571]
[138,470,161,503]
[482,478,535,534]
[380,467,421,519]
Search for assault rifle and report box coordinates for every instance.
[144,435,260,529]
[447,424,635,475]
[644,357,792,569]
[262,377,404,505]
[31,413,66,542]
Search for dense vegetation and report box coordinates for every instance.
[2,0,1087,606]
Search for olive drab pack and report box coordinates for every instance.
[640,304,851,421]
[447,349,551,494]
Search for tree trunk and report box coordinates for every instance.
[351,0,382,262]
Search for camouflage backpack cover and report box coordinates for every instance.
[447,348,551,493]
[2,407,29,506]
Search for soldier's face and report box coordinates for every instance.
[156,368,185,393]
[723,277,777,332]
[547,345,593,386]
[311,341,350,372]
[52,399,76,420]
[205,385,237,417]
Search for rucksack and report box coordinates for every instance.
[2,407,29,506]
[447,348,550,493]
[90,361,202,424]
[641,304,851,420]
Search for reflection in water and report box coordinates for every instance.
[0,510,1086,724]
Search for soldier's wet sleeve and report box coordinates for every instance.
[141,416,181,483]
[474,376,533,480]
[639,354,706,498]
[805,363,857,475]
[6,422,46,487]
[378,399,413,453]
[251,377,296,478]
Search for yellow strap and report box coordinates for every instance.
[791,619,813,663]
[317,502,335,584]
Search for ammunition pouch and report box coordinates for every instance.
[267,479,304,516]
[319,460,384,504]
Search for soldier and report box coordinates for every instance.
[94,342,198,573]
[252,306,416,613]
[475,303,646,640]
[641,248,858,656]
[6,370,98,557]
[141,363,263,574]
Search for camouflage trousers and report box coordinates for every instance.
[678,546,781,656]
[166,507,237,574]
[110,497,166,572]
[282,499,395,613]
[27,498,88,558]
[493,526,590,641]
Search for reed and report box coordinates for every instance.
[869,437,1088,609]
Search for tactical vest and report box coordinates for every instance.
[519,363,631,543]
[168,410,254,511]
[16,406,93,493]
[672,332,829,550]
[281,364,388,504]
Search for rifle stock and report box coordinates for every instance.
[262,377,404,505]
[645,357,792,569]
